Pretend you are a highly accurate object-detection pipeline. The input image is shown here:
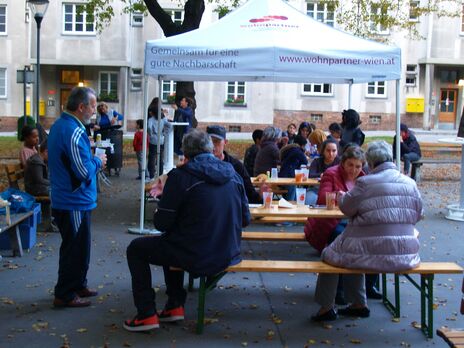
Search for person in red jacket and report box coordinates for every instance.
[133,119,148,180]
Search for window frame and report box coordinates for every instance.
[461,4,464,34]
[99,71,119,98]
[225,81,246,105]
[0,5,7,35]
[369,115,382,124]
[405,64,418,87]
[366,81,387,98]
[131,11,144,27]
[409,0,420,22]
[301,83,333,96]
[130,79,142,91]
[369,3,389,35]
[62,3,96,36]
[165,9,184,25]
[0,68,7,98]
[306,1,335,27]
[161,80,177,103]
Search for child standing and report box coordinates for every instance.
[133,119,147,180]
[19,125,39,168]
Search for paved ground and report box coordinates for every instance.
[1,166,463,347]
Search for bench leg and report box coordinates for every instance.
[420,274,434,339]
[188,274,195,292]
[196,276,207,334]
[7,225,23,257]
[381,273,400,318]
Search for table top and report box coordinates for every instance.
[251,177,319,186]
[249,204,345,219]
[0,211,33,233]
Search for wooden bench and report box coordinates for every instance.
[242,231,305,241]
[4,163,51,226]
[189,260,463,337]
[436,277,464,347]
[251,216,307,224]
[411,158,460,182]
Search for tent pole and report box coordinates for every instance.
[156,76,162,178]
[348,81,353,109]
[129,76,160,235]
[395,79,401,170]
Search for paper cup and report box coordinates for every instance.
[263,191,273,208]
[95,148,106,157]
[271,167,278,179]
[296,188,306,206]
[326,192,336,210]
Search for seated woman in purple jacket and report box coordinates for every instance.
[311,141,422,322]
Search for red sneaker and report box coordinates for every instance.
[158,306,185,322]
[123,314,159,332]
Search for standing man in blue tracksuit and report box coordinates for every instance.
[48,87,107,308]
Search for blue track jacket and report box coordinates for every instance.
[48,112,102,210]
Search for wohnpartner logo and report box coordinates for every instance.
[249,15,288,23]
[241,15,298,29]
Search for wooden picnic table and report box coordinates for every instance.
[249,204,345,219]
[0,211,34,257]
[250,177,319,186]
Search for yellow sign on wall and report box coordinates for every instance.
[406,98,425,113]
[26,100,46,116]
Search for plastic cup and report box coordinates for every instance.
[95,148,106,157]
[296,188,306,206]
[263,191,273,208]
[295,169,303,183]
[301,168,309,181]
[271,167,278,179]
[326,192,336,210]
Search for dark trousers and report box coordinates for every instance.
[148,144,164,178]
[127,236,186,317]
[53,209,92,302]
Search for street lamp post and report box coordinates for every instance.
[27,0,49,125]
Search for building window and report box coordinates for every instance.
[130,80,142,91]
[306,1,335,27]
[63,4,95,34]
[409,0,420,21]
[99,72,118,101]
[369,3,389,35]
[0,68,6,98]
[302,83,333,96]
[366,81,387,98]
[310,114,323,122]
[405,64,418,87]
[226,81,246,105]
[369,115,382,124]
[0,6,6,34]
[131,12,143,27]
[131,68,142,78]
[162,80,176,103]
[229,125,241,132]
[166,9,184,25]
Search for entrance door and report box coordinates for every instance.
[438,89,458,124]
[60,89,71,112]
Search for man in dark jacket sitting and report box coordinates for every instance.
[124,129,251,332]
[393,123,422,176]
[207,125,262,204]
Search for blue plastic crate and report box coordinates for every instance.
[0,203,41,250]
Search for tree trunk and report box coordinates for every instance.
[143,0,205,125]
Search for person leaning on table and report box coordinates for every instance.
[123,129,251,332]
[311,140,423,322]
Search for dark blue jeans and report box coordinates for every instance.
[53,209,92,302]
[127,236,186,317]
[402,152,421,174]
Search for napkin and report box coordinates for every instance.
[278,198,295,209]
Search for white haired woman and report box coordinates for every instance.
[311,140,423,321]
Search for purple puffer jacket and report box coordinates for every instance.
[322,161,422,272]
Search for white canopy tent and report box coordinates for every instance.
[130,0,403,234]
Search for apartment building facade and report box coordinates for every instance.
[0,0,463,133]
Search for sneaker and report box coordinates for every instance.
[123,314,159,332]
[311,308,337,322]
[158,306,185,322]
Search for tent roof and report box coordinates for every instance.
[144,0,401,83]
